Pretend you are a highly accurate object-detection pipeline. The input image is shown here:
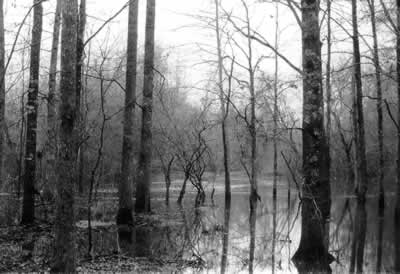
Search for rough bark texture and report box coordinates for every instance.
[76,0,86,193]
[396,0,400,272]
[46,0,61,197]
[21,0,43,225]
[292,0,331,269]
[214,0,231,204]
[0,0,5,190]
[135,0,156,213]
[51,0,78,271]
[118,0,138,224]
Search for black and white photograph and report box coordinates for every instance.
[0,0,399,273]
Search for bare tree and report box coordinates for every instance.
[0,0,5,190]
[21,0,43,225]
[135,0,156,213]
[292,0,331,270]
[51,0,78,271]
[46,0,61,198]
[76,0,86,193]
[214,0,231,204]
[117,0,138,225]
[349,0,368,272]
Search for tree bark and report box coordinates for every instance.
[21,0,43,225]
[395,0,400,272]
[46,0,61,198]
[76,0,86,193]
[214,0,231,204]
[352,0,368,201]
[292,0,331,269]
[135,0,156,213]
[51,0,78,271]
[0,0,5,190]
[118,0,138,224]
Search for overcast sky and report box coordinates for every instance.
[2,0,394,113]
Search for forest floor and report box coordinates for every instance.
[0,211,202,272]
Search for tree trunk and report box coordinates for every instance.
[0,0,5,190]
[352,0,368,201]
[135,0,156,213]
[350,1,368,272]
[368,0,385,210]
[214,0,231,204]
[395,0,400,272]
[367,0,385,271]
[118,0,138,225]
[51,0,78,271]
[292,0,331,269]
[76,0,86,193]
[272,5,279,273]
[21,0,43,225]
[325,0,332,250]
[177,175,188,205]
[46,0,61,198]
[220,197,231,274]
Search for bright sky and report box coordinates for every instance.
[2,0,393,115]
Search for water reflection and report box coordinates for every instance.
[76,183,400,273]
[220,198,231,274]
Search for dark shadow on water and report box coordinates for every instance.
[349,199,367,273]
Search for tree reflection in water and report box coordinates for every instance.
[73,180,400,273]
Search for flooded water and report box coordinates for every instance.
[1,175,399,273]
[77,175,400,273]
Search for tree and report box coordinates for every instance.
[395,0,400,272]
[46,0,61,198]
[21,0,43,225]
[214,0,231,204]
[51,0,78,271]
[349,1,368,272]
[76,0,86,193]
[135,0,156,213]
[0,0,5,190]
[117,0,138,225]
[292,0,331,270]
[366,0,385,271]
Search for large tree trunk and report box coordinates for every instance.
[352,0,368,201]
[0,0,5,190]
[46,0,61,199]
[51,0,78,271]
[292,0,331,270]
[21,0,43,225]
[76,0,86,193]
[395,0,400,272]
[118,0,138,225]
[135,0,156,213]
[214,0,231,204]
